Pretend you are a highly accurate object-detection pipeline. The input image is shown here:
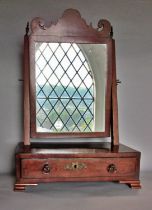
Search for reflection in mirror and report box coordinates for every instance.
[35,43,107,133]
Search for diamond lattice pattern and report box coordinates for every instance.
[35,42,94,132]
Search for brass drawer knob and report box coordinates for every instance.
[65,162,87,170]
[107,164,117,173]
[42,164,50,174]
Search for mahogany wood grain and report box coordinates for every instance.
[111,40,119,145]
[119,180,141,189]
[23,27,30,145]
[14,183,37,192]
[14,142,141,191]
[30,9,111,38]
[21,157,137,179]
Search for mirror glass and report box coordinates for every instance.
[35,42,107,133]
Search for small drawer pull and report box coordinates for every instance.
[107,164,117,173]
[42,164,50,174]
[65,162,87,171]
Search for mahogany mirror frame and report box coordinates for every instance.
[23,9,119,145]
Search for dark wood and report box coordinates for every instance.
[119,180,141,189]
[21,157,137,178]
[14,183,38,192]
[111,40,119,145]
[23,23,30,145]
[14,9,141,191]
[14,142,141,191]
[30,9,111,38]
[29,8,112,139]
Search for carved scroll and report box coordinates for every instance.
[30,9,111,38]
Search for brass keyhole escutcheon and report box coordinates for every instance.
[65,162,87,170]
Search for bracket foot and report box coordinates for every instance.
[119,180,141,189]
[14,183,38,192]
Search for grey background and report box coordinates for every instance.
[0,173,151,210]
[0,0,152,174]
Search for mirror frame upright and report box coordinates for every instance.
[23,9,119,145]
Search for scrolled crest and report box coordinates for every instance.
[29,9,112,38]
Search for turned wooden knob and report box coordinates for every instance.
[42,164,50,174]
[107,164,117,173]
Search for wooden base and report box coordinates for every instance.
[14,142,141,191]
[14,183,38,192]
[119,180,141,189]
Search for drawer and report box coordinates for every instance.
[21,157,137,179]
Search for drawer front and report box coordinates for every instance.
[21,158,137,179]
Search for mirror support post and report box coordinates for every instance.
[111,39,119,146]
[23,23,30,145]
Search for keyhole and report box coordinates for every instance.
[74,164,77,169]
